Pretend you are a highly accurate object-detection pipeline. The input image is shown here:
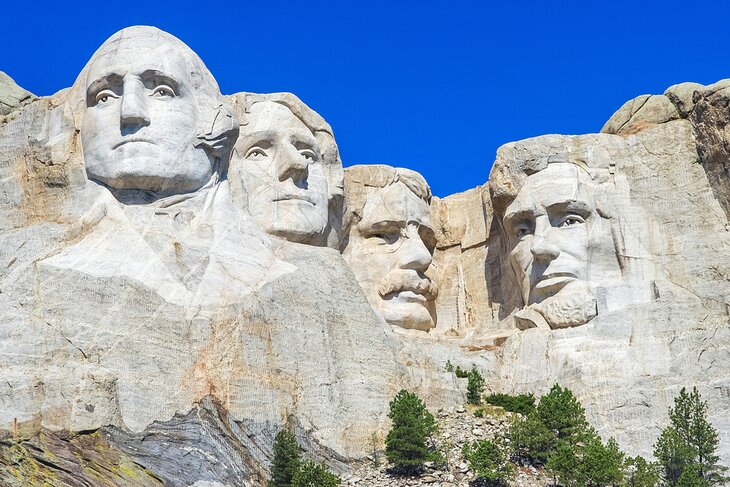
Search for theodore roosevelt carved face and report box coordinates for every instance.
[232,100,330,244]
[342,166,437,332]
[79,27,231,198]
[502,162,615,328]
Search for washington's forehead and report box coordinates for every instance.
[361,182,431,226]
[246,102,313,134]
[87,38,192,83]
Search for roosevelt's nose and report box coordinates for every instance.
[120,76,150,129]
[398,225,432,273]
[277,144,309,185]
[530,218,560,262]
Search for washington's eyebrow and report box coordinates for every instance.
[86,73,123,101]
[138,70,181,94]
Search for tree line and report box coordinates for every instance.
[267,368,726,486]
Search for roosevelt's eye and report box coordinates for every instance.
[95,90,117,105]
[151,85,175,98]
[245,147,268,160]
[557,214,585,228]
[371,232,400,245]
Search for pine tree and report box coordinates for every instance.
[466,367,485,405]
[536,384,590,443]
[385,389,438,475]
[510,411,553,464]
[291,460,341,487]
[624,455,660,487]
[462,438,514,484]
[269,429,302,487]
[654,387,727,485]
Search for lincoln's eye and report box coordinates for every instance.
[513,223,532,239]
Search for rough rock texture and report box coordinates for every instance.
[345,403,551,487]
[1,26,729,485]
[0,71,34,118]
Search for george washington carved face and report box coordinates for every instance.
[79,27,229,198]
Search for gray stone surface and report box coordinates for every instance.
[0,24,729,485]
[0,71,34,118]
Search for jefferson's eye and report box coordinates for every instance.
[245,147,267,160]
[557,215,585,228]
[95,90,117,105]
[152,85,175,98]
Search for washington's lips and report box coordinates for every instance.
[273,193,315,205]
[112,138,156,149]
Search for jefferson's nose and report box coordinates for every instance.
[277,144,309,184]
[398,225,432,272]
[530,219,560,262]
[120,76,150,129]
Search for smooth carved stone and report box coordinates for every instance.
[342,164,438,332]
[70,26,238,200]
[1,24,730,477]
[227,92,344,247]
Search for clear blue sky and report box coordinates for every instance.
[2,1,729,197]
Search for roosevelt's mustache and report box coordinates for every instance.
[378,271,438,300]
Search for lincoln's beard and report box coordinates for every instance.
[533,280,597,329]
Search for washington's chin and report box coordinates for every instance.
[265,220,327,245]
[380,295,434,332]
[86,154,212,194]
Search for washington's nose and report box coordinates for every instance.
[277,144,309,185]
[399,226,432,272]
[120,76,150,129]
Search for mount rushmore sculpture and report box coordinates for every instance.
[0,25,728,485]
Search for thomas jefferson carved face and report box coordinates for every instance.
[503,163,611,327]
[343,176,437,331]
[81,30,213,196]
[233,101,329,244]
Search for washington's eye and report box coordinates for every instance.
[300,150,316,161]
[151,85,175,98]
[557,215,585,228]
[245,147,267,160]
[94,90,117,105]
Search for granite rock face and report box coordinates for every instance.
[0,25,729,484]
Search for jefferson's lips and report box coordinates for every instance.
[112,138,156,149]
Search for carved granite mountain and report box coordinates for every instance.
[0,26,728,485]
